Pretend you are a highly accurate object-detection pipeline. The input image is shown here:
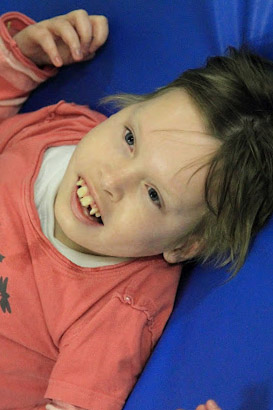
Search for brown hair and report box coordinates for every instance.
[101,47,273,276]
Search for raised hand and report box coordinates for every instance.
[12,9,109,67]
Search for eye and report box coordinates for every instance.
[124,128,135,148]
[148,187,161,207]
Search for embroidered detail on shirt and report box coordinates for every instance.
[0,276,11,314]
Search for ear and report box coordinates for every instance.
[163,239,202,264]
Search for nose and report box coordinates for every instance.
[99,164,138,202]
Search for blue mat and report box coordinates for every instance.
[1,1,273,409]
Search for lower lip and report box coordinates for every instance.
[71,186,101,226]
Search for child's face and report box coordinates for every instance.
[54,90,219,262]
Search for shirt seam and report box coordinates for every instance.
[46,377,125,407]
[60,293,154,348]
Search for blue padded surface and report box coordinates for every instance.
[125,216,273,410]
[5,0,273,117]
[1,1,273,409]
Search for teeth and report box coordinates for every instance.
[76,178,84,186]
[80,196,93,207]
[77,177,102,221]
[89,207,99,215]
[77,186,88,198]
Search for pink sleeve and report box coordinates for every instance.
[45,294,154,410]
[0,12,57,120]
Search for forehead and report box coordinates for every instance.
[135,89,208,135]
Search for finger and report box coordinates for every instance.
[206,400,221,410]
[49,18,83,61]
[67,9,93,53]
[33,27,63,66]
[82,51,96,60]
[88,15,109,54]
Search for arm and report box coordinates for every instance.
[0,10,108,120]
[0,12,56,120]
[44,294,155,410]
[0,11,107,410]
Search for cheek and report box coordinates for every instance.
[124,211,170,245]
[109,206,154,242]
[75,137,103,169]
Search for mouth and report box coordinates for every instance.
[75,177,104,225]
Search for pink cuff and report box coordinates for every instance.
[0,11,57,80]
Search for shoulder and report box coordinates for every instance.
[122,255,181,306]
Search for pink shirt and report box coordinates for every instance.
[0,12,181,410]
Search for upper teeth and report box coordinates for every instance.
[80,195,93,207]
[77,186,88,197]
[90,207,100,216]
[77,178,101,218]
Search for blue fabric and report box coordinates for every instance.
[125,216,273,410]
[1,1,273,409]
